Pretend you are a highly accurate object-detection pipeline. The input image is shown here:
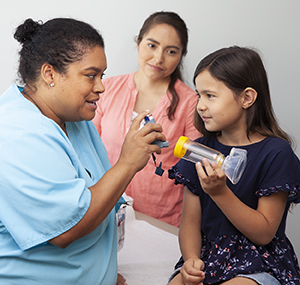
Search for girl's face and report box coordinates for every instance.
[137,23,183,81]
[48,46,107,127]
[195,69,247,135]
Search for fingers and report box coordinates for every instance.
[181,258,205,285]
[193,258,205,271]
[130,110,151,130]
[118,111,167,172]
[196,159,225,182]
[130,110,167,151]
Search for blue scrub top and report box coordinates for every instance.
[0,85,118,284]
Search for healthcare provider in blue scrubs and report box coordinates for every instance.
[0,17,166,285]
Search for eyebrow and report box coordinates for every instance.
[197,89,216,95]
[84,66,106,73]
[146,38,181,50]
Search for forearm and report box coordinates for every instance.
[49,159,136,248]
[179,188,203,261]
[50,110,166,248]
[179,223,202,261]
[81,160,136,233]
[211,186,287,245]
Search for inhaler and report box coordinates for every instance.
[174,136,247,184]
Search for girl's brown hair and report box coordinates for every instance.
[193,46,292,145]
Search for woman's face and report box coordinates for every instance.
[49,46,107,126]
[137,23,183,81]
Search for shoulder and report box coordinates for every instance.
[103,73,134,88]
[0,85,62,141]
[175,79,197,97]
[173,80,199,112]
[255,137,295,159]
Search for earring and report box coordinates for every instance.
[50,82,54,87]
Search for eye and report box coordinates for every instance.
[167,49,177,55]
[148,43,156,49]
[100,73,105,80]
[195,90,201,98]
[87,74,96,79]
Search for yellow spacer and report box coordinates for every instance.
[174,136,189,158]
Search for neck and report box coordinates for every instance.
[134,70,170,92]
[218,130,265,146]
[22,85,68,136]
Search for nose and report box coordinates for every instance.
[154,48,164,63]
[197,97,207,113]
[93,77,105,94]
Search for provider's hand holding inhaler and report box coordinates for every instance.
[140,114,169,176]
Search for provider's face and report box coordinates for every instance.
[137,23,183,81]
[50,46,107,127]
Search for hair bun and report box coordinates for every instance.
[14,18,42,44]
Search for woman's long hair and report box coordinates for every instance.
[136,11,188,120]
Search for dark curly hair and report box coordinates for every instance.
[14,18,104,86]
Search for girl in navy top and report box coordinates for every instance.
[168,46,300,285]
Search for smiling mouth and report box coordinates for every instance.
[87,101,96,105]
[201,116,211,122]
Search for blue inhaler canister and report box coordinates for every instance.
[142,114,169,148]
[174,136,247,184]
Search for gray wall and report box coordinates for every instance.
[1,0,299,256]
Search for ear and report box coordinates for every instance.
[240,87,257,109]
[136,36,141,49]
[40,63,55,86]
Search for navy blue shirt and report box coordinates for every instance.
[169,136,300,284]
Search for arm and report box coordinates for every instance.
[196,159,288,246]
[178,187,205,284]
[50,111,167,248]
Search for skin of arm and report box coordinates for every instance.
[49,111,167,248]
[196,159,289,246]
[178,187,205,285]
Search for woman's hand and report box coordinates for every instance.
[118,110,167,173]
[196,159,227,197]
[180,258,205,285]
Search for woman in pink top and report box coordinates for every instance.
[93,11,200,227]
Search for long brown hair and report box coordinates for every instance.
[193,46,292,145]
[136,11,188,120]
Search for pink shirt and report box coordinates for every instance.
[93,73,200,226]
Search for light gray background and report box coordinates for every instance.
[1,0,299,257]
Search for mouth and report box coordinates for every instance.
[86,98,99,109]
[149,64,163,72]
[201,116,211,122]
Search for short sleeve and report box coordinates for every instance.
[168,158,201,195]
[255,139,300,203]
[0,128,91,250]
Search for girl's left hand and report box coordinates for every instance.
[196,158,227,196]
